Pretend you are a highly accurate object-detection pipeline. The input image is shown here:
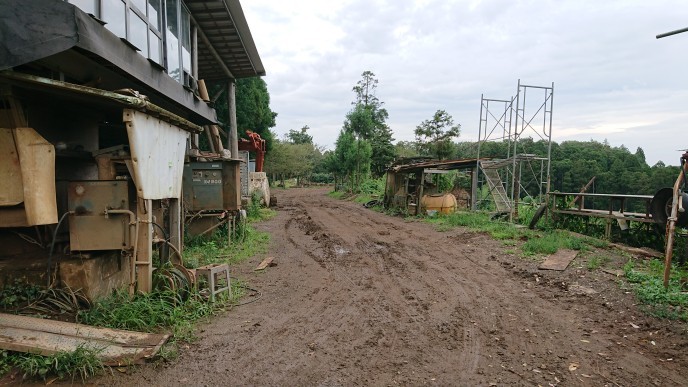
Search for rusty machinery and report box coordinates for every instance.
[182,160,241,237]
[238,130,266,172]
[181,129,267,230]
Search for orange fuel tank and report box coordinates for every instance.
[420,193,457,215]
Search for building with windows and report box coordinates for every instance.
[0,0,265,298]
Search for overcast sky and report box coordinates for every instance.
[242,0,688,166]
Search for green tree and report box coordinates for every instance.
[333,129,357,191]
[213,77,277,152]
[352,71,395,177]
[394,141,420,159]
[286,125,313,145]
[264,138,322,187]
[343,104,375,188]
[414,109,461,159]
[371,125,396,176]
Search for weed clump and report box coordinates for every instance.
[6,345,104,383]
[624,259,688,320]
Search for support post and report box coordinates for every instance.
[169,197,182,255]
[136,198,153,293]
[511,161,521,222]
[95,156,117,180]
[470,166,478,211]
[228,80,238,157]
[417,172,425,216]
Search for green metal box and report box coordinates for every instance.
[183,162,224,211]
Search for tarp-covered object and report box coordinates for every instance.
[0,0,79,71]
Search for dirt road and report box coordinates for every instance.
[102,188,688,386]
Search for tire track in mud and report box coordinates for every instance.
[289,195,486,383]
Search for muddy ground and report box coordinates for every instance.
[99,187,688,386]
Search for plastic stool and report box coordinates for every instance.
[196,263,231,302]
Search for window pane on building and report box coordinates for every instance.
[181,6,191,73]
[69,0,96,15]
[131,0,146,14]
[149,30,162,64]
[166,0,181,82]
[102,0,126,38]
[129,10,148,54]
[147,0,162,32]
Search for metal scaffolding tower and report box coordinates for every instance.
[473,80,554,221]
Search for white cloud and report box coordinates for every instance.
[242,0,688,165]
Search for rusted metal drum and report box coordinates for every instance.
[421,193,458,215]
[651,187,688,227]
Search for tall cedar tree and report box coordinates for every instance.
[352,71,395,177]
[414,109,461,160]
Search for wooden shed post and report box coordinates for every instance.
[228,80,238,157]
[470,166,478,211]
[417,172,425,216]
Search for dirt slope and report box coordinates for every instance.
[99,188,688,386]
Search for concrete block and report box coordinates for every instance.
[60,252,130,301]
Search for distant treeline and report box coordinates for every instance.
[453,138,681,196]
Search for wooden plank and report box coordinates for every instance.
[0,208,29,227]
[602,268,624,277]
[0,128,23,206]
[14,127,57,225]
[610,243,662,259]
[0,313,168,366]
[254,256,275,271]
[136,198,153,294]
[539,249,578,271]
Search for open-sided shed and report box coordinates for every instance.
[384,158,484,215]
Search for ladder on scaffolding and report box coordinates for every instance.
[479,160,511,213]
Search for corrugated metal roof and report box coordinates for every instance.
[390,158,486,173]
[186,0,265,80]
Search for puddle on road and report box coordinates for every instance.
[334,245,349,256]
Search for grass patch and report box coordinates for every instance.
[10,345,104,383]
[587,254,611,270]
[427,211,606,257]
[328,191,347,199]
[184,194,273,269]
[521,231,588,256]
[78,286,240,343]
[427,211,530,241]
[624,259,688,321]
[353,194,377,204]
[184,225,270,269]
